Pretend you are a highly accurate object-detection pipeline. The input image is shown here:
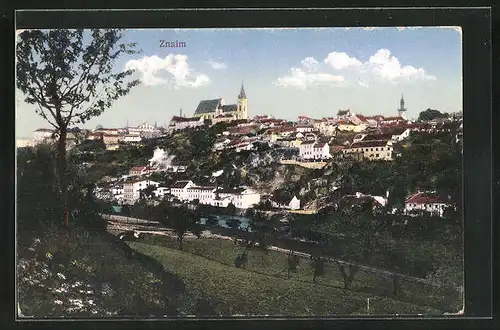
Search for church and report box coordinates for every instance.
[193,83,248,121]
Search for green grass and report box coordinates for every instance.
[136,234,460,313]
[17,225,198,317]
[128,241,444,316]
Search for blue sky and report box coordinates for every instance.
[16,27,462,138]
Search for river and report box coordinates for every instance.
[199,215,252,231]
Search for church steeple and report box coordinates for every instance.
[238,82,246,99]
[398,94,407,117]
[236,81,248,120]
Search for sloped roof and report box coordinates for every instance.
[171,116,201,123]
[350,140,391,148]
[195,98,222,114]
[405,192,449,205]
[171,180,192,189]
[35,128,54,132]
[221,104,238,112]
[187,186,216,191]
[363,133,394,141]
[337,109,351,116]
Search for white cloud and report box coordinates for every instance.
[125,54,210,88]
[274,67,345,90]
[324,52,363,70]
[300,57,319,70]
[367,48,436,82]
[357,78,369,88]
[275,48,435,89]
[207,59,228,70]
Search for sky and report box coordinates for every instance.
[16,27,462,138]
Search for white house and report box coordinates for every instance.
[33,128,55,144]
[168,116,205,132]
[169,181,261,209]
[404,192,451,217]
[289,196,301,210]
[186,186,217,204]
[170,180,196,200]
[214,138,232,151]
[355,192,388,207]
[121,135,142,143]
[153,187,170,199]
[123,179,160,204]
[299,141,331,160]
[215,187,261,209]
[111,185,124,196]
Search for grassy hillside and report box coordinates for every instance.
[17,224,207,318]
[128,241,443,316]
[135,235,459,313]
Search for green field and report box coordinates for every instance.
[134,234,460,312]
[128,239,445,316]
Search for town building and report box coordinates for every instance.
[123,179,160,204]
[404,192,452,217]
[33,128,55,144]
[342,139,394,161]
[193,83,248,120]
[170,180,196,200]
[299,141,331,160]
[169,180,261,209]
[168,116,205,132]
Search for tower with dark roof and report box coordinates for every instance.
[237,82,248,119]
[397,94,407,117]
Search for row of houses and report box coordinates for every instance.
[113,178,262,208]
[336,191,453,217]
[31,122,164,151]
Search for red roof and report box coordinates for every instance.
[382,116,405,121]
[314,143,327,148]
[330,145,345,153]
[355,114,368,122]
[405,192,448,205]
[350,140,391,148]
[130,166,146,172]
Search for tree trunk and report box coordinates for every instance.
[57,128,69,227]
[338,263,360,290]
[178,236,183,251]
[392,275,400,296]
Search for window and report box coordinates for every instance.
[375,153,379,157]
[375,148,378,151]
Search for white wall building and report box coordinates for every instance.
[170,180,196,200]
[33,128,55,144]
[289,196,301,210]
[121,135,142,143]
[153,187,170,199]
[123,179,160,204]
[299,142,331,160]
[404,192,451,217]
[169,181,261,209]
[168,116,205,132]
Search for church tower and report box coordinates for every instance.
[237,82,248,119]
[397,94,407,118]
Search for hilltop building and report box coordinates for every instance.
[193,83,248,120]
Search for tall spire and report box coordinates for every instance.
[398,94,407,117]
[238,81,246,99]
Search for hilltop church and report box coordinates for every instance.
[193,83,248,121]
